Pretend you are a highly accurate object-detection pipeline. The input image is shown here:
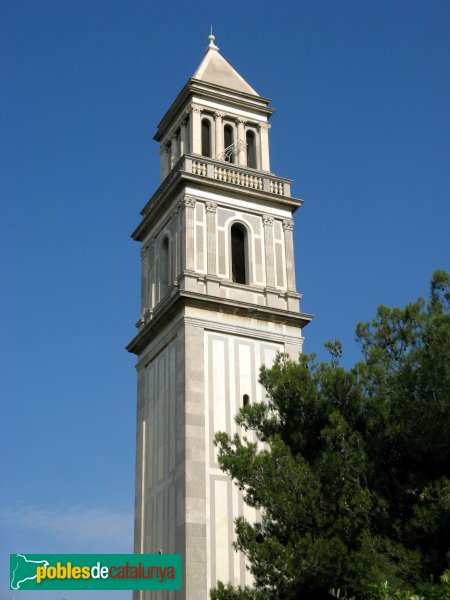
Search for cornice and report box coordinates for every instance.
[126,288,313,355]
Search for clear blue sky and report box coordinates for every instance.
[1,1,449,598]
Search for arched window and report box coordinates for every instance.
[201,119,211,157]
[231,223,248,284]
[160,236,170,297]
[246,130,257,169]
[224,124,234,163]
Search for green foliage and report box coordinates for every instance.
[210,581,261,600]
[330,568,450,599]
[210,272,450,600]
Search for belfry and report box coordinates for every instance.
[127,35,312,599]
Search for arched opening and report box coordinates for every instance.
[201,119,211,157]
[231,223,248,284]
[246,130,257,169]
[243,394,250,407]
[224,124,234,163]
[160,236,170,297]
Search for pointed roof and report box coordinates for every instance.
[193,34,259,96]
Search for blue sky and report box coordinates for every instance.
[1,1,449,598]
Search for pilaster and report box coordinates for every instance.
[214,112,224,159]
[172,207,180,284]
[190,105,202,155]
[205,202,220,296]
[147,239,155,312]
[263,214,275,288]
[237,118,246,166]
[283,218,296,291]
[160,146,169,181]
[178,195,197,293]
[180,118,188,157]
[259,123,271,172]
[140,244,148,318]
[206,202,217,276]
[170,133,179,169]
[263,214,279,308]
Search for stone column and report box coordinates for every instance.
[179,195,196,272]
[140,244,148,319]
[206,202,217,276]
[190,105,202,155]
[237,118,246,166]
[256,126,262,170]
[172,207,180,284]
[214,112,224,158]
[178,202,185,277]
[180,118,188,157]
[283,218,296,291]
[147,239,155,311]
[263,215,275,288]
[160,145,170,181]
[258,123,271,172]
[170,133,178,169]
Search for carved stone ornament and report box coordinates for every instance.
[191,105,202,114]
[262,214,274,226]
[258,123,271,131]
[206,201,217,213]
[140,245,148,260]
[236,117,247,125]
[214,111,225,120]
[282,218,294,231]
[180,195,196,209]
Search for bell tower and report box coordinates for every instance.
[128,35,312,600]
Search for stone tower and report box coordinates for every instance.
[127,35,312,599]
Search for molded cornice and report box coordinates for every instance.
[126,289,313,355]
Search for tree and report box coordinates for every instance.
[210,271,450,600]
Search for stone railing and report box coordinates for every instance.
[214,164,263,190]
[186,155,291,197]
[141,155,292,217]
[192,160,207,176]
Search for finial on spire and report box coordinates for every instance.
[207,29,219,51]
